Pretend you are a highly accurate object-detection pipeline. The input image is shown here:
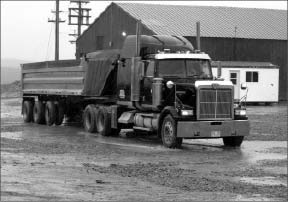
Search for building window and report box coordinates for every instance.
[230,72,237,85]
[246,71,258,82]
[96,36,104,50]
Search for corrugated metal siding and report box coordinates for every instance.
[117,3,287,40]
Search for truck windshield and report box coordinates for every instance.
[157,59,212,78]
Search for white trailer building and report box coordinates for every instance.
[211,61,279,104]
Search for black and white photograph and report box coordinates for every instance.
[1,0,287,201]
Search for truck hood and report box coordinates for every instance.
[162,78,233,88]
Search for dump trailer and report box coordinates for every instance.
[21,35,249,148]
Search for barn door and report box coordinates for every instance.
[229,70,240,101]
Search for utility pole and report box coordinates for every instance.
[48,0,65,61]
[68,0,91,43]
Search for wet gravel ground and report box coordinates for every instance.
[1,98,287,201]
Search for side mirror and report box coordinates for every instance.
[118,58,126,67]
[241,83,247,90]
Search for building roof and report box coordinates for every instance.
[211,61,278,68]
[116,3,287,40]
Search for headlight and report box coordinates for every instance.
[181,110,194,116]
[235,109,246,116]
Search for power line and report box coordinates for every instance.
[46,23,53,61]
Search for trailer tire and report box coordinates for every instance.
[55,102,64,126]
[96,106,111,136]
[45,101,56,126]
[161,115,182,148]
[33,101,45,124]
[83,105,97,133]
[223,136,244,147]
[23,101,33,123]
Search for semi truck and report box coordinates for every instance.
[21,34,249,148]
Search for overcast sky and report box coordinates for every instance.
[1,1,287,61]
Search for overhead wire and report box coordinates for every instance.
[46,2,56,61]
[46,23,53,61]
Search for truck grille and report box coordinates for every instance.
[198,88,233,120]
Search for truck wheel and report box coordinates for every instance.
[33,101,45,124]
[111,128,121,137]
[161,115,182,148]
[223,136,244,147]
[96,106,111,136]
[45,101,56,126]
[55,102,64,126]
[23,101,33,123]
[83,105,97,133]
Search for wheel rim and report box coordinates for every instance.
[163,121,174,144]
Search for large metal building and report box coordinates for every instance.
[76,3,287,100]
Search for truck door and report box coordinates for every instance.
[229,70,240,101]
[142,61,155,105]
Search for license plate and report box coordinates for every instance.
[211,131,221,137]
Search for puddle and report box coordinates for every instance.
[84,161,115,168]
[239,176,287,187]
[1,112,20,119]
[241,141,287,164]
[234,194,282,201]
[1,132,23,140]
[249,153,287,162]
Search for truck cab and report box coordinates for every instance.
[141,52,212,107]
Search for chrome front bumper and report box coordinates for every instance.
[177,120,249,138]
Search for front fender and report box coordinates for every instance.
[157,106,179,137]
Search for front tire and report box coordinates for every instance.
[161,115,182,148]
[223,136,244,147]
[23,101,33,123]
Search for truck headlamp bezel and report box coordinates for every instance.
[181,109,194,116]
[234,109,247,116]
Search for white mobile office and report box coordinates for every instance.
[211,61,279,103]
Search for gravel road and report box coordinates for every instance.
[1,98,287,201]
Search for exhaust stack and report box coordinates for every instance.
[136,20,142,56]
[196,21,201,51]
